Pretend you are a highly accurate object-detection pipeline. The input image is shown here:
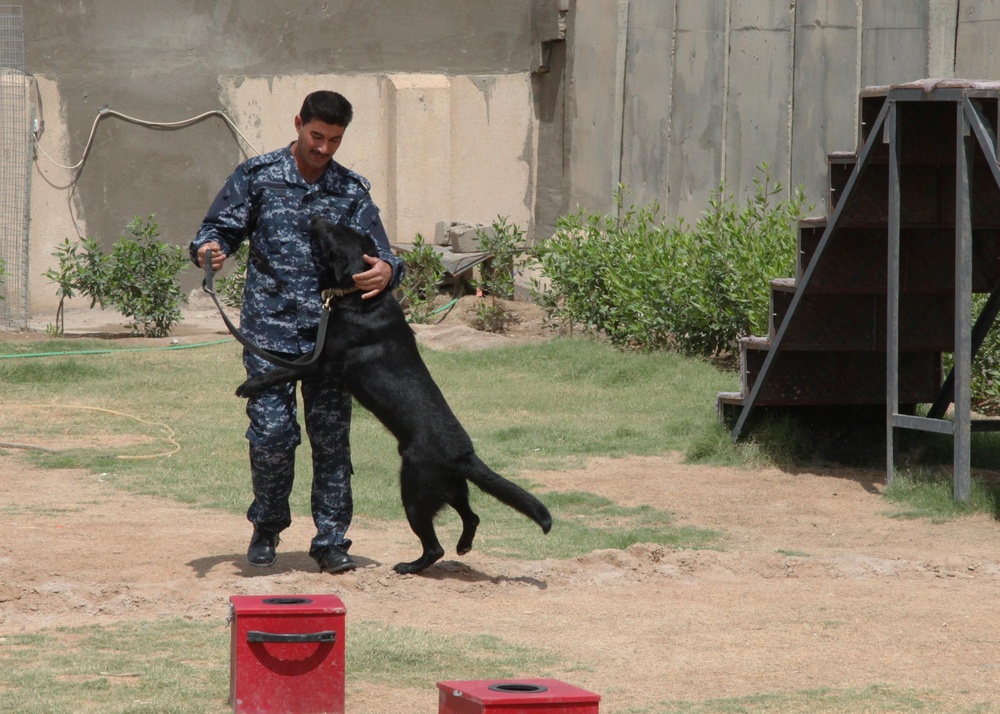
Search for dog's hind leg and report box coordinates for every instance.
[393,464,447,575]
[394,505,446,574]
[452,481,480,555]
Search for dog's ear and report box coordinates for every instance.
[311,217,384,288]
[309,216,345,287]
[331,241,351,284]
[321,224,371,286]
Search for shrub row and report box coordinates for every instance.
[39,166,803,354]
[534,164,806,356]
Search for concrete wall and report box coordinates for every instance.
[21,0,553,314]
[18,0,1000,322]
[565,0,993,226]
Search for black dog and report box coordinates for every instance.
[236,216,552,574]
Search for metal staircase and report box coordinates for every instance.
[717,79,1000,498]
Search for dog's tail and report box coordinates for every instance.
[466,455,552,533]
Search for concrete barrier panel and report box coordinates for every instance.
[860,1,930,86]
[726,1,794,198]
[955,0,1000,78]
[219,75,391,231]
[621,0,674,214]
[567,0,628,215]
[668,1,727,223]
[792,0,862,216]
[28,75,86,316]
[387,74,452,244]
[449,75,535,232]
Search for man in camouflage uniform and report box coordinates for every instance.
[190,91,405,574]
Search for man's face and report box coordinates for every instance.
[294,116,346,174]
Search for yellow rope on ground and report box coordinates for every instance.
[0,404,180,459]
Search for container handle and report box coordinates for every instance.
[247,630,337,644]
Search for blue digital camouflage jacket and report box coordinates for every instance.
[190,146,405,355]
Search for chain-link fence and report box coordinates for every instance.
[0,5,28,329]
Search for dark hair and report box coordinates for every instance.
[299,91,353,127]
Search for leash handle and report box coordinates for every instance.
[202,247,215,291]
[201,247,329,370]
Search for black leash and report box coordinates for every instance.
[201,249,329,369]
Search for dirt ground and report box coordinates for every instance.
[4,296,1000,712]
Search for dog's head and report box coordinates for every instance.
[309,215,379,292]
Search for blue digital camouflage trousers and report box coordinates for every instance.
[243,348,353,554]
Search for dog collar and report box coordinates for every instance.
[322,286,361,308]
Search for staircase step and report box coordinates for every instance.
[740,335,771,350]
[858,92,888,149]
[769,290,954,351]
[829,161,1000,227]
[740,347,941,406]
[715,391,743,424]
[797,225,1000,293]
[856,96,958,164]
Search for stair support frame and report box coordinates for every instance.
[888,95,1000,502]
[886,100,901,489]
[929,97,1000,420]
[730,85,1000,503]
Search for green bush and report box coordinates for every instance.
[532,189,675,350]
[668,165,807,355]
[44,215,188,337]
[45,235,111,335]
[953,293,1000,416]
[532,165,806,356]
[400,233,446,323]
[473,215,528,332]
[109,216,189,336]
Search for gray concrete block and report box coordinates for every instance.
[451,223,495,253]
[435,220,461,246]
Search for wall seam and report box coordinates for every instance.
[616,0,631,208]
[855,0,863,146]
[787,0,796,191]
[721,0,731,188]
[953,0,960,76]
[665,0,678,210]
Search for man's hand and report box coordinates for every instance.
[354,254,392,299]
[197,241,227,271]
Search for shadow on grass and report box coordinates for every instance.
[732,405,1000,520]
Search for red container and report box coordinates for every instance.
[437,678,600,713]
[229,594,346,714]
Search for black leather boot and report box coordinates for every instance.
[311,544,357,574]
[247,528,280,567]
